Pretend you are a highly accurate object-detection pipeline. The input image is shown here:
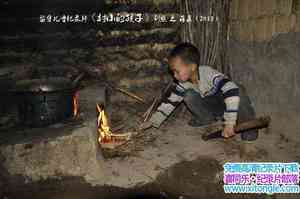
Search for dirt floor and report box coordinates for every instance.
[0,96,289,199]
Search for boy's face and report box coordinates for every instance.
[169,56,194,82]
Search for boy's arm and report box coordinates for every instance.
[149,83,185,128]
[213,75,240,126]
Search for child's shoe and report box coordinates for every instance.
[241,129,258,141]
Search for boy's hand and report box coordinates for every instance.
[222,125,235,138]
[138,121,153,131]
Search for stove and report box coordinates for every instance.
[11,77,80,127]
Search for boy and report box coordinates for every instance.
[140,42,258,141]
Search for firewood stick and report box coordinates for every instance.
[114,87,146,104]
[143,95,159,118]
[201,116,271,141]
[143,97,159,122]
[143,98,156,118]
[142,107,150,118]
[142,81,173,122]
[111,123,125,133]
[104,83,144,104]
[142,93,159,120]
[143,105,153,121]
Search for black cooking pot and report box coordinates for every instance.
[10,75,83,127]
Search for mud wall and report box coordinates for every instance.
[229,32,300,141]
[229,0,300,42]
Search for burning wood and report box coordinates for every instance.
[96,103,133,149]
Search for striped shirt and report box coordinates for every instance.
[149,65,240,128]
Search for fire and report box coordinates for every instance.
[96,103,112,143]
[73,91,79,117]
[96,103,132,148]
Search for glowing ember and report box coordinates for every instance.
[96,103,132,149]
[73,91,79,117]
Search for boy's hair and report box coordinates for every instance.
[168,42,200,66]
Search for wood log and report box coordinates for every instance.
[201,116,271,141]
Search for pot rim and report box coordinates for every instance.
[10,77,78,93]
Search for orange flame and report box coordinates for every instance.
[73,91,79,117]
[96,103,112,143]
[96,104,132,148]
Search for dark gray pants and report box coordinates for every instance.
[183,85,258,141]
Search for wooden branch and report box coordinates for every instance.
[201,116,271,141]
[180,0,229,71]
[143,97,158,122]
[142,80,174,122]
[114,87,146,104]
[111,123,125,133]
